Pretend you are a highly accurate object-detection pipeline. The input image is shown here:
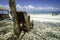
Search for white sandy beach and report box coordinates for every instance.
[0,14,60,40]
[28,14,60,23]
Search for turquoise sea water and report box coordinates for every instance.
[0,10,60,14]
[0,11,9,14]
[27,11,60,14]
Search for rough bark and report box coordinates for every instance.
[9,0,20,37]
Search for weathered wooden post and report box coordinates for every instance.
[9,0,20,37]
[0,14,2,20]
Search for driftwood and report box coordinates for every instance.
[17,12,33,32]
[9,0,20,37]
[9,0,33,38]
[0,14,3,20]
[0,10,9,20]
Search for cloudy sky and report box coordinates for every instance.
[0,0,60,11]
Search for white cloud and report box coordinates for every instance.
[38,7,58,10]
[5,5,10,10]
[16,5,35,11]
[22,5,59,11]
[0,5,10,11]
[16,4,22,8]
[23,5,35,9]
[28,5,35,9]
[0,4,59,11]
[0,5,5,9]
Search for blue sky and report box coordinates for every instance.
[0,0,60,11]
[15,0,60,7]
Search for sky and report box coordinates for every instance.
[0,0,60,11]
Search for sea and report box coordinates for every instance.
[0,10,60,14]
[27,11,60,14]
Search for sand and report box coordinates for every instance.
[28,14,60,23]
[9,13,60,23]
[0,14,60,40]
